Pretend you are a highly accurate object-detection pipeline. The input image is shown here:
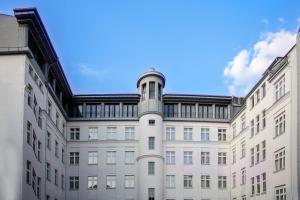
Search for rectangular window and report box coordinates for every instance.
[46,162,51,181]
[37,141,41,161]
[250,148,254,166]
[181,104,196,118]
[215,105,228,119]
[55,169,58,185]
[201,175,210,189]
[275,185,286,200]
[166,127,175,140]
[125,127,135,140]
[148,188,155,200]
[218,152,227,165]
[184,128,193,140]
[125,151,135,164]
[241,114,246,130]
[61,174,65,189]
[88,176,98,190]
[218,129,226,141]
[256,90,260,104]
[166,151,175,164]
[37,177,41,198]
[69,176,79,190]
[27,121,32,145]
[275,112,286,137]
[241,141,246,159]
[70,152,79,165]
[26,160,31,184]
[148,137,155,150]
[201,152,210,165]
[104,104,120,118]
[48,100,52,116]
[70,127,80,140]
[184,151,193,165]
[148,162,155,175]
[261,83,266,98]
[158,83,162,100]
[218,176,227,189]
[166,175,175,188]
[106,175,116,189]
[262,109,266,129]
[149,82,155,99]
[250,119,254,137]
[27,84,33,107]
[262,173,266,193]
[88,151,98,165]
[125,175,135,188]
[251,177,255,196]
[275,76,285,100]
[275,148,285,171]
[106,151,116,164]
[250,96,254,108]
[200,128,210,141]
[256,144,260,164]
[232,123,236,138]
[88,127,98,140]
[55,141,59,157]
[232,148,236,164]
[141,83,146,101]
[256,115,260,134]
[122,104,138,118]
[184,175,193,188]
[256,175,261,194]
[198,104,213,118]
[241,168,246,185]
[149,119,155,125]
[262,140,266,161]
[55,112,59,127]
[107,127,117,139]
[232,173,236,188]
[62,148,65,163]
[164,103,179,118]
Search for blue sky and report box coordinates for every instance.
[2,0,300,95]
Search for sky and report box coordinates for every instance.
[1,0,300,96]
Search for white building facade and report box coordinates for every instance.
[0,7,300,200]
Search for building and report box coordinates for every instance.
[0,7,300,200]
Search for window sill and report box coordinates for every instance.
[106,187,116,189]
[273,168,285,174]
[88,163,98,166]
[125,187,135,189]
[106,163,116,165]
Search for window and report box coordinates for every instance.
[250,96,254,108]
[218,176,227,189]
[262,109,266,129]
[46,195,50,200]
[104,104,120,118]
[37,141,41,161]
[55,169,58,186]
[262,173,266,193]
[166,175,175,188]
[201,175,210,189]
[184,128,193,140]
[85,104,102,118]
[148,137,155,150]
[250,148,254,166]
[46,162,51,181]
[275,148,285,171]
[125,127,135,140]
[69,176,79,190]
[55,112,59,127]
[262,141,266,161]
[256,144,260,164]
[62,148,65,163]
[232,123,236,138]
[55,141,59,157]
[250,119,254,137]
[26,160,31,184]
[256,90,260,104]
[242,196,246,200]
[38,107,42,128]
[125,175,135,188]
[251,177,255,196]
[88,176,98,189]
[88,127,98,140]
[261,83,266,98]
[149,119,155,125]
[61,174,65,189]
[106,175,116,189]
[70,152,79,165]
[241,114,246,130]
[122,104,138,118]
[275,76,285,100]
[215,105,228,119]
[232,148,236,164]
[241,141,246,159]
[184,151,193,165]
[184,175,193,188]
[37,177,41,199]
[256,115,260,134]
[27,121,32,145]
[148,188,155,200]
[70,127,80,140]
[27,84,33,107]
[218,152,227,165]
[32,131,37,154]
[201,152,210,165]
[107,127,117,139]
[181,104,196,118]
[232,173,236,188]
[198,104,213,118]
[125,151,135,164]
[166,151,175,164]
[200,128,209,141]
[218,129,226,141]
[149,81,155,99]
[148,162,155,175]
[106,151,116,164]
[47,100,52,116]
[32,169,36,193]
[88,151,98,165]
[166,127,175,140]
[275,185,286,200]
[164,103,179,117]
[141,83,146,101]
[241,168,246,185]
[256,175,260,194]
[275,112,285,137]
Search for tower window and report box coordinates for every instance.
[158,83,162,101]
[142,83,146,101]
[149,119,155,126]
[149,82,155,99]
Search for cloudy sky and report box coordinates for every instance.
[2,0,300,96]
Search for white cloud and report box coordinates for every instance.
[278,17,285,23]
[224,30,296,96]
[78,65,107,78]
[261,19,269,24]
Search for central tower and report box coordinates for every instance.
[137,68,165,200]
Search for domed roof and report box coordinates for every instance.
[136,68,165,88]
